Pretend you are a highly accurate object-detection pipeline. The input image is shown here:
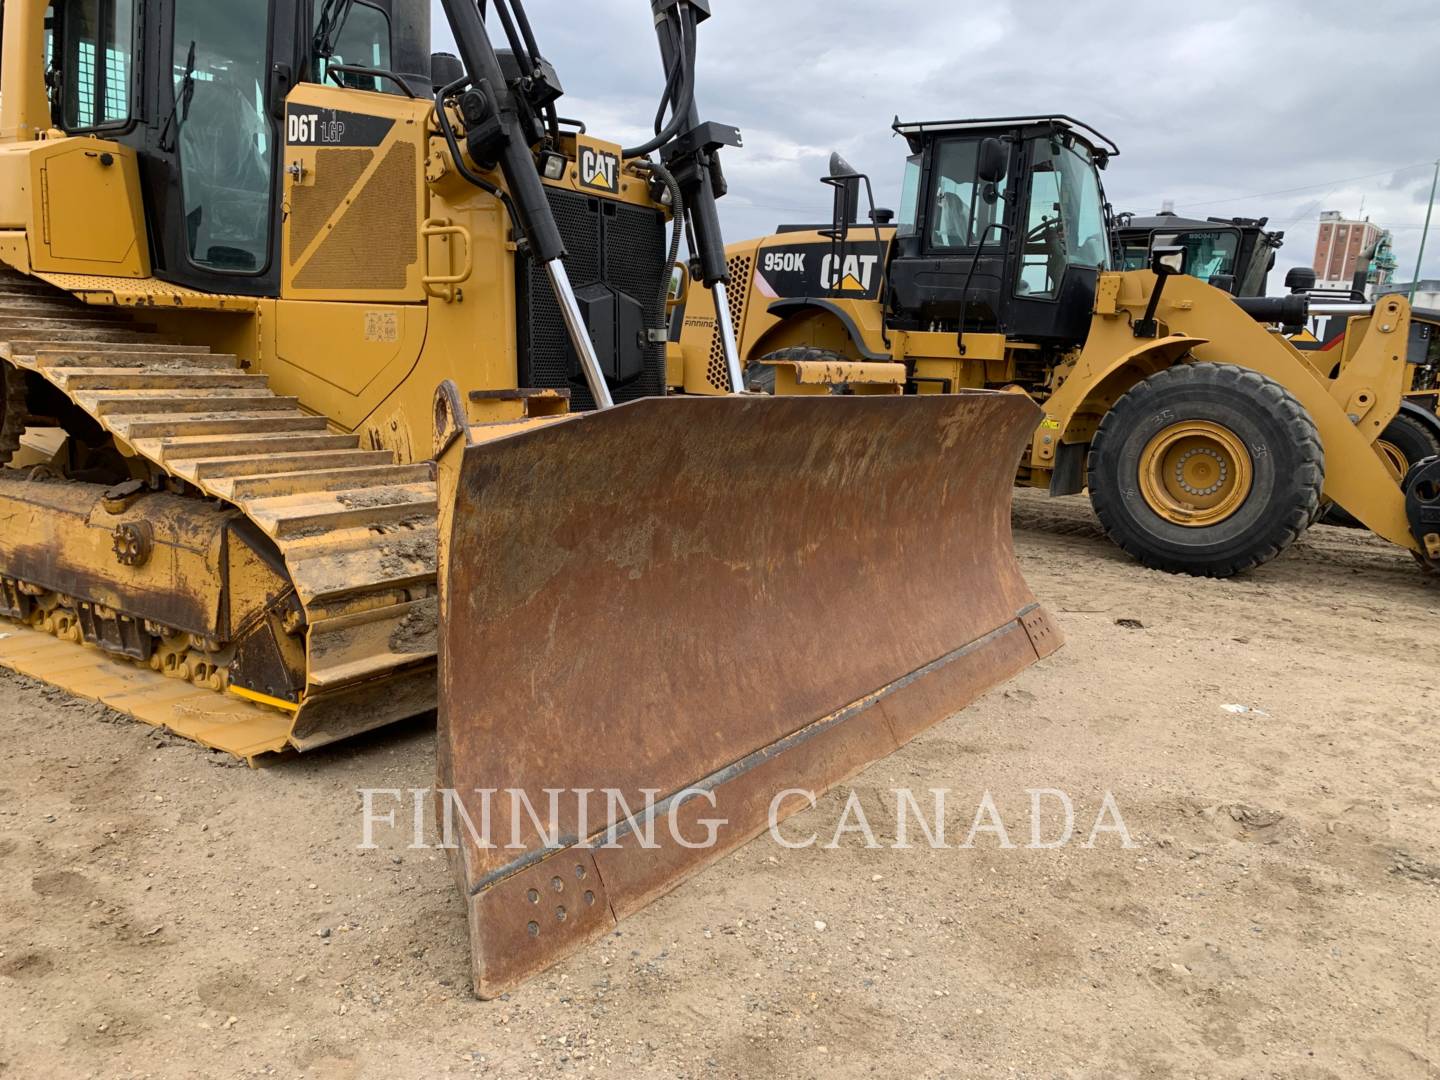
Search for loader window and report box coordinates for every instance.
[1152,229,1239,282]
[54,0,136,130]
[896,153,922,238]
[927,138,1008,250]
[172,0,275,274]
[1017,137,1110,299]
[312,2,395,94]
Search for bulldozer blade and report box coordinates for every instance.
[436,392,1061,998]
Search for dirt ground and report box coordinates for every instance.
[1,490,1437,1080]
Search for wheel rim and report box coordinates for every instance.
[1138,420,1254,527]
[1375,438,1409,481]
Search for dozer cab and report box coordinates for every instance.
[676,114,1440,577]
[0,4,1063,995]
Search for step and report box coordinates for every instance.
[183,448,395,482]
[221,463,434,501]
[55,369,266,392]
[87,392,299,417]
[111,412,329,440]
[150,431,359,464]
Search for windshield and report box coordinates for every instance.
[1018,136,1109,298]
[1155,229,1239,281]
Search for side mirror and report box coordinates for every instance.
[977,137,1008,184]
[828,151,861,225]
[667,262,690,310]
[1151,245,1186,277]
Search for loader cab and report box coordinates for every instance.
[40,0,429,296]
[887,116,1117,345]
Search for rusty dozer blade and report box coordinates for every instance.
[436,392,1062,998]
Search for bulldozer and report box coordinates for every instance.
[0,3,1062,996]
[675,115,1440,577]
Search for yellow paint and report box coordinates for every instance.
[227,685,303,714]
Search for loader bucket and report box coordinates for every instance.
[435,391,1061,998]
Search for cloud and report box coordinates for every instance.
[430,0,1440,285]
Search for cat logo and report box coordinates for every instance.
[820,252,880,294]
[579,147,621,193]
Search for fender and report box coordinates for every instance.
[762,298,893,362]
[1035,334,1205,496]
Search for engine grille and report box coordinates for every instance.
[517,188,669,410]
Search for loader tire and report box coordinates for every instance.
[1322,412,1440,528]
[1088,362,1324,578]
[745,346,850,394]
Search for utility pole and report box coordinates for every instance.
[1412,159,1439,302]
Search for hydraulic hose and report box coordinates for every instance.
[621,5,697,159]
[638,159,686,330]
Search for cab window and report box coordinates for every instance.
[173,0,275,274]
[926,137,1009,250]
[1017,137,1110,299]
[313,1,395,93]
[53,0,136,130]
[1153,230,1239,282]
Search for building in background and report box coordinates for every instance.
[1313,210,1395,295]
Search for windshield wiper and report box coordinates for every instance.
[159,40,197,153]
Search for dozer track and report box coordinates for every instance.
[0,269,438,757]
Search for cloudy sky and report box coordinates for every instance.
[432,0,1440,292]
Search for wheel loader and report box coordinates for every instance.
[674,115,1440,577]
[0,3,1063,996]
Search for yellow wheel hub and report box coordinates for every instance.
[1375,438,1409,482]
[1138,420,1254,527]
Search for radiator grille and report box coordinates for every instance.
[517,189,668,410]
[293,143,417,292]
[707,253,753,392]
